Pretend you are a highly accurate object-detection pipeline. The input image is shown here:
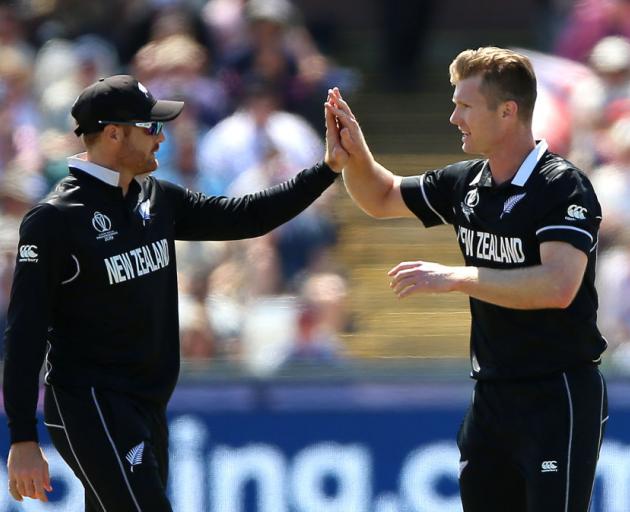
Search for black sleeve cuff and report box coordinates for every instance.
[9,421,39,445]
[309,161,341,184]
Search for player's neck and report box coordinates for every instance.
[85,150,134,196]
[487,131,536,186]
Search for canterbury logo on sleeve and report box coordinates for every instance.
[18,245,39,262]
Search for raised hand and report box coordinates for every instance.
[325,87,371,160]
[324,89,348,172]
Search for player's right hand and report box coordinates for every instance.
[7,441,53,502]
[324,89,349,172]
[324,87,370,160]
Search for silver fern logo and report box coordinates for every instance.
[138,199,151,225]
[126,441,145,472]
[500,192,526,219]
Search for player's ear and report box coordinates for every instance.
[103,124,122,142]
[501,100,518,119]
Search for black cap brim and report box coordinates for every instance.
[150,100,185,121]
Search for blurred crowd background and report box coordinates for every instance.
[2,0,630,378]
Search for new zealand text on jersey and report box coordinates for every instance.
[458,226,525,264]
[104,238,170,285]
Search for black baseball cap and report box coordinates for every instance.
[71,75,184,136]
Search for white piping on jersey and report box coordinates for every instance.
[562,373,574,512]
[469,164,485,185]
[587,371,606,509]
[51,385,109,512]
[44,341,52,385]
[91,388,143,512]
[61,254,80,285]
[68,154,120,187]
[44,422,65,429]
[419,173,447,224]
[535,225,594,243]
[511,140,549,186]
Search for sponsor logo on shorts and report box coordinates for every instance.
[126,441,145,472]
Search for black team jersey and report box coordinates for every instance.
[3,156,338,444]
[399,141,607,380]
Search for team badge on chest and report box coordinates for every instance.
[92,211,118,242]
[500,192,527,219]
[461,188,479,221]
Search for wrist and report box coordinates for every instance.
[323,156,343,174]
[450,266,478,293]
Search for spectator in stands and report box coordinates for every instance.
[114,1,213,66]
[153,115,206,191]
[567,35,630,170]
[596,231,630,372]
[0,44,41,174]
[38,36,119,134]
[285,271,348,364]
[554,0,630,63]
[179,302,217,364]
[202,0,248,64]
[590,116,630,248]
[215,0,354,130]
[197,79,323,196]
[0,4,35,60]
[0,164,42,357]
[133,34,229,130]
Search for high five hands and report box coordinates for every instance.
[324,87,371,170]
[325,88,461,300]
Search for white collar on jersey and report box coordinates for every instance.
[67,153,120,187]
[470,139,549,187]
[67,153,148,187]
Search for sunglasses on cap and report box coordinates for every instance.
[98,120,164,136]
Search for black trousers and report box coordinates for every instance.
[43,384,172,512]
[457,366,607,512]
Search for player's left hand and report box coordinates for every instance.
[7,441,52,503]
[388,261,458,298]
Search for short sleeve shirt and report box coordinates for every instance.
[400,141,606,380]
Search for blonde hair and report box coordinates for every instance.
[449,47,537,122]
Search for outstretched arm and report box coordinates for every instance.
[171,100,345,241]
[325,88,415,219]
[388,241,587,309]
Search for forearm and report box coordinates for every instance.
[342,156,400,218]
[175,161,339,241]
[246,161,339,235]
[452,264,577,309]
[3,309,48,443]
[3,354,43,444]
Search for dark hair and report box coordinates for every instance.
[82,125,131,147]
[449,47,537,122]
